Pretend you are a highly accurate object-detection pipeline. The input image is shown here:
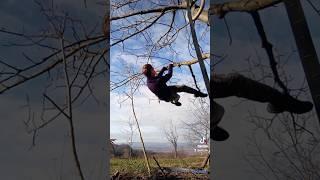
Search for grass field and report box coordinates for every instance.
[110,155,209,179]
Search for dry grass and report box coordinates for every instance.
[110,155,209,179]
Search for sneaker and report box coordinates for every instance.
[170,94,181,106]
[171,101,182,106]
[211,126,229,141]
[172,94,180,102]
[194,92,208,98]
[288,99,313,114]
[267,97,313,114]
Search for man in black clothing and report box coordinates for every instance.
[142,64,313,140]
[142,63,313,113]
[142,63,208,106]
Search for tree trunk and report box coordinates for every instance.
[174,145,178,158]
[186,0,211,169]
[284,0,320,123]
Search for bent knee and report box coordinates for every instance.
[228,73,246,86]
[175,84,188,89]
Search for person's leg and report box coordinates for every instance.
[212,73,274,101]
[211,100,225,127]
[212,73,313,114]
[172,85,207,97]
[166,86,182,106]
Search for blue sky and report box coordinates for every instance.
[110,1,210,144]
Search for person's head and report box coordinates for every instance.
[142,64,156,77]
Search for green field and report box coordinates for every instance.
[111,156,209,178]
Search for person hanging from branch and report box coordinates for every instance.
[142,63,208,106]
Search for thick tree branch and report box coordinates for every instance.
[210,0,282,18]
[111,5,186,21]
[110,0,283,25]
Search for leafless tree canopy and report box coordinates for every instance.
[164,120,179,158]
[183,98,209,144]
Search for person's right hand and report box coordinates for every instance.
[162,66,168,71]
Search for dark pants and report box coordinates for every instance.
[161,85,200,102]
[167,73,286,104]
[212,73,287,105]
[165,73,289,105]
[169,85,200,94]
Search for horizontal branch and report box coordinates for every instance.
[111,5,186,21]
[173,53,210,67]
[111,0,283,25]
[210,0,282,18]
[111,53,210,91]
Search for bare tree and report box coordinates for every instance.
[283,0,320,122]
[238,49,320,180]
[124,117,136,158]
[164,120,179,158]
[125,68,151,175]
[183,98,209,145]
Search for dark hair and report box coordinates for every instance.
[142,64,153,77]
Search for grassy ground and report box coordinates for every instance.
[111,155,209,179]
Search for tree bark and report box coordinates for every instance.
[284,0,320,123]
[174,145,178,158]
[210,0,282,18]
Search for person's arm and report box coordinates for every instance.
[160,64,173,82]
[157,66,167,77]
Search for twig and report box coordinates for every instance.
[128,93,151,176]
[60,38,85,180]
[188,65,201,92]
[153,156,166,176]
